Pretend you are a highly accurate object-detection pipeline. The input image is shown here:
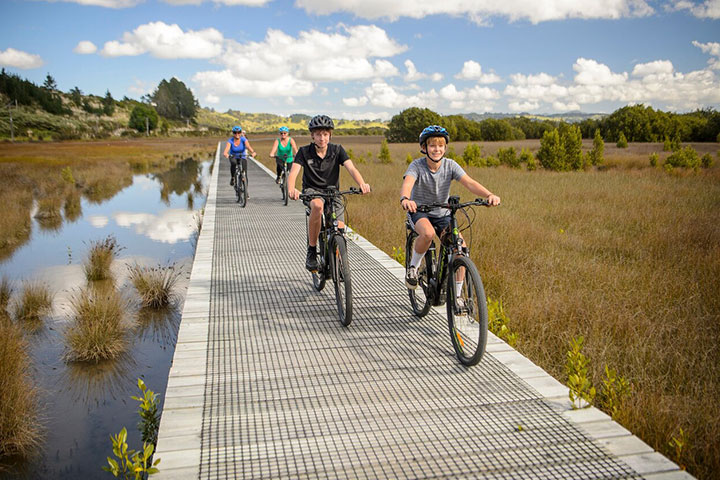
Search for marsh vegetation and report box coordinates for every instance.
[256,135,720,479]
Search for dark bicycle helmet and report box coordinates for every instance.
[308,115,334,131]
[419,125,449,146]
[232,125,242,133]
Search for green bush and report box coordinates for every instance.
[538,129,564,171]
[497,146,520,168]
[129,104,159,133]
[462,143,483,167]
[649,152,659,167]
[445,145,458,161]
[700,153,714,168]
[616,131,628,148]
[664,146,701,169]
[526,153,538,171]
[378,138,391,164]
[589,129,605,166]
[519,148,533,165]
[405,153,413,165]
[663,135,681,152]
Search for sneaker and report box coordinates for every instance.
[275,176,281,184]
[305,248,319,271]
[455,298,468,315]
[405,266,418,289]
[230,177,235,186]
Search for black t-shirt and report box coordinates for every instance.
[295,143,349,190]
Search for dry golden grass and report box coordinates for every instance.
[127,263,181,308]
[0,277,12,313]
[12,281,52,326]
[64,286,130,363]
[83,235,122,281]
[254,135,720,479]
[0,313,42,461]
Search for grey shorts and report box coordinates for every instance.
[303,188,345,223]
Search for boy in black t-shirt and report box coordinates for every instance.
[288,114,371,271]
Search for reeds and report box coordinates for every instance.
[0,314,42,460]
[127,263,181,309]
[64,287,130,363]
[0,277,12,313]
[83,235,122,281]
[12,281,52,324]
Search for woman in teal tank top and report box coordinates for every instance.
[269,126,298,183]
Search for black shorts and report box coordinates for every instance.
[303,188,345,223]
[409,212,451,237]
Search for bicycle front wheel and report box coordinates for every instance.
[406,233,431,317]
[331,235,353,326]
[239,174,247,208]
[234,171,242,203]
[282,174,289,206]
[447,255,488,366]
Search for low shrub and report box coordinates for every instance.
[616,132,628,148]
[700,153,714,168]
[664,146,701,169]
[649,152,659,167]
[497,146,520,168]
[462,144,483,167]
[64,287,129,363]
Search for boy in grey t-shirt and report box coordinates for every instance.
[399,125,500,291]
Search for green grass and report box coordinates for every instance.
[64,286,130,363]
[0,314,42,461]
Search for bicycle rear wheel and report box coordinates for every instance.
[406,233,432,317]
[234,170,242,204]
[447,255,488,366]
[331,235,352,326]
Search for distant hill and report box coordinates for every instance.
[461,111,607,124]
[195,108,387,134]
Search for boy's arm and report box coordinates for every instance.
[458,174,501,206]
[400,175,417,213]
[287,162,302,200]
[291,138,298,155]
[343,160,371,194]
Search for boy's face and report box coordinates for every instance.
[426,137,446,161]
[311,129,331,148]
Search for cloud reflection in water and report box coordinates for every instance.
[113,209,198,244]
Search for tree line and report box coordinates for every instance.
[0,69,198,135]
[387,106,720,143]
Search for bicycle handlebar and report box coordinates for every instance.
[299,187,362,201]
[415,197,491,213]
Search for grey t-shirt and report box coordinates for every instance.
[404,157,466,217]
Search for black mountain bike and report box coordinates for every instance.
[300,187,362,327]
[275,154,292,206]
[405,196,491,366]
[230,153,248,207]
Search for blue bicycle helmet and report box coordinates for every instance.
[232,125,242,133]
[279,126,289,133]
[419,125,449,146]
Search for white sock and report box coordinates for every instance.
[410,249,424,268]
[455,281,464,298]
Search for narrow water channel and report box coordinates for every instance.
[0,155,213,479]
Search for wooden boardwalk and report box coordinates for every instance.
[153,144,693,479]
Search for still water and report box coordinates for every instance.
[0,156,212,479]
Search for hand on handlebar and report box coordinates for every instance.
[289,188,300,201]
[401,198,417,213]
[359,183,371,195]
[486,194,501,206]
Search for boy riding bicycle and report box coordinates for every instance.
[288,115,371,271]
[400,125,500,294]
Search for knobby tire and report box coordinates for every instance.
[447,255,488,367]
[406,233,432,317]
[332,235,352,326]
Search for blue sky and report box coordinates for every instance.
[1,0,719,120]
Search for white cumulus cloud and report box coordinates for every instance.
[100,21,223,59]
[293,0,654,24]
[455,60,501,83]
[57,0,143,7]
[670,0,720,18]
[0,48,43,69]
[693,40,720,69]
[163,0,271,4]
[73,41,98,55]
[573,58,628,85]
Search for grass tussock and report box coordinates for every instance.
[0,314,42,460]
[83,235,122,281]
[12,281,52,324]
[0,277,12,313]
[253,136,720,480]
[127,263,181,308]
[64,287,130,363]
